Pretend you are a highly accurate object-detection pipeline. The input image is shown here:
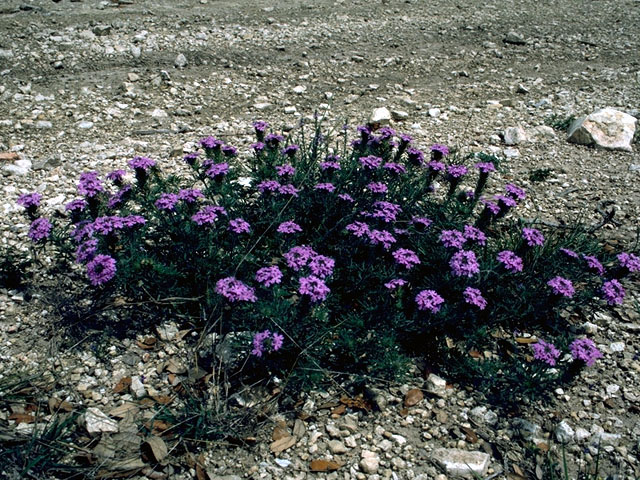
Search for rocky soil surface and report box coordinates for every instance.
[0,0,639,479]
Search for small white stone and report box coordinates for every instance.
[85,407,118,433]
[370,107,392,124]
[555,420,575,443]
[292,85,306,94]
[360,450,379,474]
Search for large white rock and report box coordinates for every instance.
[567,108,636,151]
[370,107,392,125]
[85,407,119,434]
[359,450,380,474]
[432,448,491,477]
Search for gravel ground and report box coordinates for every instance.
[0,0,639,479]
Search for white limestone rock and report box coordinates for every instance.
[567,108,636,152]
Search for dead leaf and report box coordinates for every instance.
[269,435,296,453]
[109,403,139,418]
[0,152,19,161]
[469,350,483,359]
[399,407,409,417]
[151,395,173,405]
[136,336,157,350]
[48,397,73,413]
[331,404,346,416]
[404,388,424,407]
[535,441,549,452]
[141,436,168,463]
[8,413,35,424]
[272,424,289,441]
[175,329,191,341]
[515,336,537,344]
[461,426,478,443]
[293,419,306,438]
[310,459,342,472]
[195,463,208,480]
[113,377,132,394]
[513,464,525,477]
[340,395,371,411]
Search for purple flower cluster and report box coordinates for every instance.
[384,278,407,290]
[308,255,335,278]
[106,169,127,183]
[601,279,625,305]
[155,193,179,211]
[75,238,98,264]
[463,225,486,246]
[65,198,88,213]
[367,182,388,194]
[284,245,316,271]
[369,201,402,223]
[77,171,104,198]
[229,218,251,234]
[192,205,227,225]
[277,221,302,234]
[87,254,117,286]
[282,144,300,157]
[618,252,640,273]
[299,275,330,302]
[17,192,42,209]
[253,120,269,134]
[474,162,495,173]
[128,156,156,171]
[200,136,224,151]
[251,330,284,357]
[522,227,544,247]
[406,148,424,165]
[415,289,445,313]
[497,250,523,272]
[427,160,445,172]
[251,141,265,152]
[320,160,341,171]
[346,221,370,238]
[314,183,335,192]
[560,248,579,259]
[276,164,296,177]
[215,277,257,302]
[28,217,52,242]
[446,165,468,179]
[257,180,281,193]
[265,133,285,146]
[570,338,602,366]
[505,183,526,201]
[178,189,204,203]
[359,155,383,170]
[222,145,238,157]
[205,162,229,180]
[439,229,466,249]
[383,162,406,174]
[547,276,575,298]
[338,193,354,203]
[531,339,561,366]
[463,287,487,310]
[430,144,450,158]
[583,255,604,276]
[411,216,433,230]
[367,229,397,250]
[255,266,283,287]
[393,248,421,270]
[450,250,480,277]
[278,184,300,197]
[183,152,200,165]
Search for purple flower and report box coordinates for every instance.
[251,330,284,357]
[369,201,402,223]
[446,165,467,179]
[583,255,604,276]
[122,215,146,228]
[320,160,341,171]
[359,155,383,170]
[192,205,227,225]
[560,248,579,259]
[346,221,370,238]
[299,275,330,302]
[276,164,296,177]
[284,245,316,271]
[463,287,487,310]
[265,133,285,147]
[415,289,445,313]
[206,162,229,180]
[309,255,335,278]
[183,152,200,165]
[474,162,496,173]
[618,252,640,273]
[28,217,52,243]
[406,148,425,166]
[255,266,283,287]
[367,229,396,250]
[450,250,480,277]
[17,192,42,209]
[383,162,407,175]
[178,189,204,203]
[65,198,88,213]
[277,221,302,234]
[505,183,526,201]
[253,120,269,134]
[70,221,94,243]
[399,133,412,145]
[338,193,354,203]
[495,194,517,210]
[367,182,388,194]
[77,171,104,198]
[92,216,124,235]
[427,160,445,172]
[75,238,98,264]
[229,218,251,234]
[106,169,127,183]
[200,136,224,151]
[439,229,466,249]
[272,332,284,351]
[86,254,116,286]
[107,184,132,209]
[522,227,545,247]
[251,141,266,152]
[547,276,575,297]
[128,156,156,171]
[314,183,335,192]
[282,144,300,157]
[601,279,625,305]
[384,279,407,290]
[222,145,238,157]
[531,339,561,366]
[497,250,523,272]
[393,248,420,270]
[257,180,281,193]
[570,338,602,366]
[481,199,501,216]
[278,184,300,197]
[463,225,486,245]
[411,216,433,230]
[155,193,179,211]
[377,126,396,139]
[430,144,450,158]
[215,277,257,302]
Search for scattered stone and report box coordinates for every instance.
[174,53,188,68]
[130,375,146,398]
[425,373,448,397]
[85,407,119,434]
[77,120,94,129]
[370,107,392,125]
[328,440,347,454]
[359,450,379,474]
[157,322,179,341]
[504,31,526,45]
[428,108,441,118]
[92,25,112,36]
[292,85,306,94]
[567,108,637,151]
[555,420,575,443]
[609,341,625,352]
[503,126,528,145]
[431,448,491,478]
[391,109,409,121]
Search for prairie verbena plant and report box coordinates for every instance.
[16,118,639,406]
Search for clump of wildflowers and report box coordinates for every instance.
[547,276,575,298]
[299,275,330,302]
[251,330,284,357]
[86,254,117,286]
[531,339,561,366]
[522,227,544,247]
[463,287,487,310]
[601,279,625,305]
[497,250,523,272]
[416,289,445,313]
[570,338,602,366]
[215,277,257,303]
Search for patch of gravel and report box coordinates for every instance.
[0,0,639,478]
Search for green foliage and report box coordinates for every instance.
[546,114,576,132]
[17,117,638,407]
[529,167,554,183]
[0,245,31,289]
